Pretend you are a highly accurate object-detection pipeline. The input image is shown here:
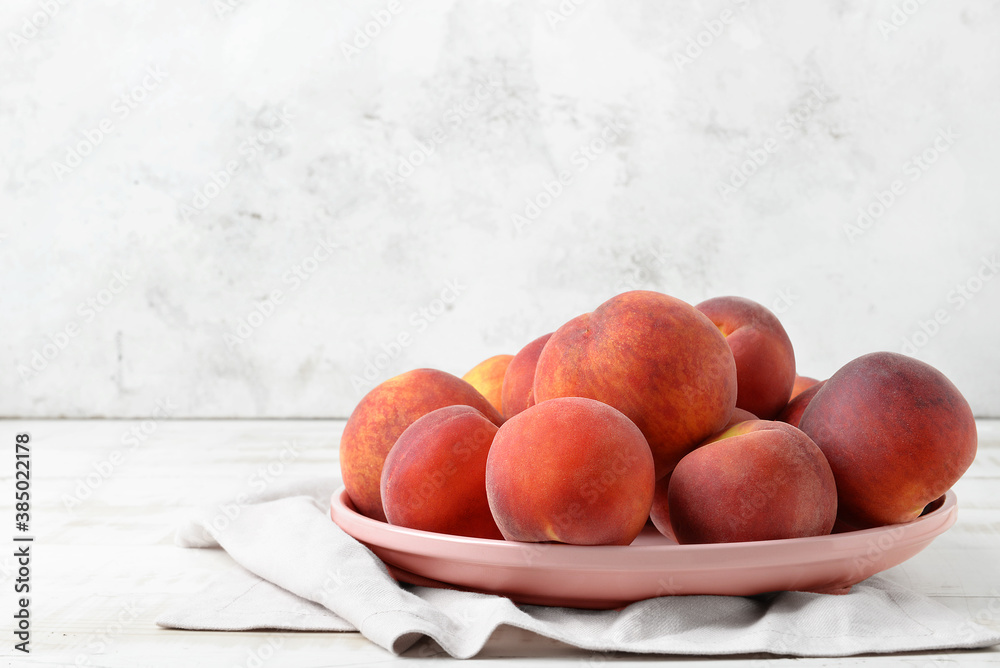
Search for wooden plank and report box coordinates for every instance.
[2,419,999,666]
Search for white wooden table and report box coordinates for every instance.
[2,419,999,666]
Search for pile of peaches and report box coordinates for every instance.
[339,291,977,546]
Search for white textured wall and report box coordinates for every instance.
[2,0,998,418]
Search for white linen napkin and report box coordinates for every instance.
[156,477,1000,659]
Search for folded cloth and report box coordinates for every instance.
[157,478,1000,659]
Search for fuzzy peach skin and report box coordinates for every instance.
[500,333,552,420]
[648,473,677,542]
[725,407,759,428]
[776,380,826,428]
[485,397,655,545]
[648,407,757,541]
[462,354,513,416]
[340,368,503,522]
[695,296,797,420]
[649,406,758,540]
[664,420,837,544]
[791,375,821,400]
[799,352,977,528]
[381,406,502,539]
[533,291,737,479]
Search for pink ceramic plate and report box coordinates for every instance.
[330,487,956,609]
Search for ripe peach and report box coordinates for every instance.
[485,397,655,545]
[340,368,503,522]
[726,407,759,428]
[776,380,826,428]
[462,354,513,415]
[799,352,977,528]
[533,291,736,478]
[695,296,796,420]
[791,374,821,400]
[381,406,502,539]
[649,407,758,542]
[648,473,676,542]
[665,420,837,544]
[500,333,552,420]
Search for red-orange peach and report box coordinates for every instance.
[649,407,758,542]
[648,473,677,542]
[501,333,552,420]
[486,397,655,545]
[340,368,503,522]
[533,291,736,478]
[725,407,759,428]
[799,352,977,528]
[776,380,826,428]
[791,375,821,400]
[695,296,796,420]
[381,406,502,539]
[665,420,838,544]
[462,354,513,416]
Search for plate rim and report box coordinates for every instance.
[330,486,958,572]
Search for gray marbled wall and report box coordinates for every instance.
[2,1,998,417]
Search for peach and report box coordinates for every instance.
[485,397,655,545]
[533,291,736,478]
[462,354,513,416]
[340,368,503,522]
[725,407,759,428]
[791,374,821,400]
[649,407,758,541]
[381,406,502,539]
[648,473,676,542]
[664,420,837,544]
[798,352,977,528]
[776,380,826,428]
[500,333,552,420]
[695,296,796,420]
